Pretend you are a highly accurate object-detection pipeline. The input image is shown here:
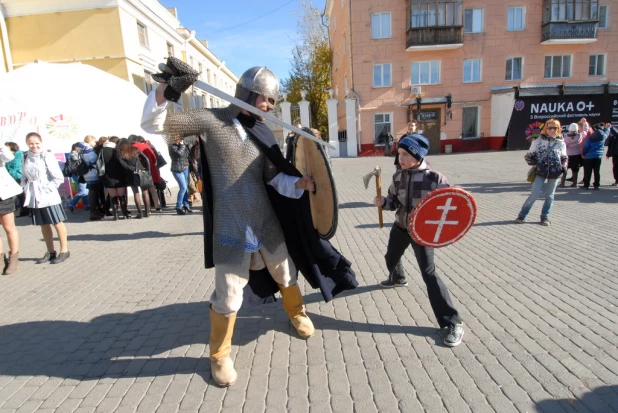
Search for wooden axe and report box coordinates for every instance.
[362,166,383,228]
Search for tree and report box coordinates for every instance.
[281,0,332,140]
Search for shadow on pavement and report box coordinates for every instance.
[355,223,384,229]
[0,284,440,383]
[339,202,374,209]
[68,231,203,241]
[536,385,618,413]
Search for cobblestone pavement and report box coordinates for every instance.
[0,151,617,413]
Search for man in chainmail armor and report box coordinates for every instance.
[141,58,357,387]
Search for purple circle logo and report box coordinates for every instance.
[514,100,525,111]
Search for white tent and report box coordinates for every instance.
[0,61,174,183]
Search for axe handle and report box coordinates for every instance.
[376,175,383,228]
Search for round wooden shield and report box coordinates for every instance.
[408,187,477,248]
[291,134,338,240]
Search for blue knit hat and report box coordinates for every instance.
[398,134,430,162]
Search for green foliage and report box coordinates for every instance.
[281,0,332,139]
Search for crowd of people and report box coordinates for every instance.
[516,118,617,226]
[0,131,204,275]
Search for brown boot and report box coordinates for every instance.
[279,283,315,339]
[3,252,18,275]
[209,308,237,387]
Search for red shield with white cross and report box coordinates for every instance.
[409,187,477,248]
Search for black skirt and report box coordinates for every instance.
[0,197,16,215]
[31,204,67,226]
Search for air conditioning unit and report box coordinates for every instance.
[410,86,422,96]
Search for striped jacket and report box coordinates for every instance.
[383,161,449,230]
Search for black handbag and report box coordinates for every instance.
[132,156,154,188]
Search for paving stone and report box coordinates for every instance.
[0,153,616,413]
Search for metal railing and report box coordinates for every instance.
[541,21,598,42]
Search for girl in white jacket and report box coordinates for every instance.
[21,132,70,264]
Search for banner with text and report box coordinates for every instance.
[507,94,618,150]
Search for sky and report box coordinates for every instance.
[158,0,326,82]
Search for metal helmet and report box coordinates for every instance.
[235,67,279,112]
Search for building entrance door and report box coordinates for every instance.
[412,109,441,155]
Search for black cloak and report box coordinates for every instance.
[199,113,358,305]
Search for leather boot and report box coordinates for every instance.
[111,196,119,221]
[119,196,131,219]
[3,252,18,275]
[279,283,315,339]
[209,308,237,387]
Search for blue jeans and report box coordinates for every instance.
[518,176,559,219]
[172,167,190,209]
[68,182,90,209]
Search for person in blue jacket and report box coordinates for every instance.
[581,123,611,190]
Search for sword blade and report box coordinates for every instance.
[193,79,335,150]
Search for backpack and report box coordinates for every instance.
[95,149,106,178]
[62,152,90,177]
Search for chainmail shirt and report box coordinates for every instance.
[164,106,285,265]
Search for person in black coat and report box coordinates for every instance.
[117,139,153,218]
[605,125,618,186]
[102,136,130,220]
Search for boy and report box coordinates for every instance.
[373,134,464,347]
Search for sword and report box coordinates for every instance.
[193,79,335,150]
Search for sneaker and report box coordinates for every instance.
[444,323,465,347]
[569,183,577,188]
[36,251,57,264]
[540,218,551,226]
[515,217,525,224]
[50,251,70,264]
[380,278,408,288]
[66,204,75,213]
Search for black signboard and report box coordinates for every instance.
[506,94,618,150]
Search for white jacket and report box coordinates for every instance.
[21,150,64,208]
[0,147,23,201]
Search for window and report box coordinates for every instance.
[410,1,463,28]
[189,56,194,68]
[589,54,606,76]
[206,68,211,84]
[544,55,572,78]
[144,71,154,94]
[463,59,482,83]
[344,77,348,93]
[462,107,479,139]
[599,5,609,28]
[210,97,215,108]
[506,57,523,81]
[202,95,208,108]
[198,63,203,79]
[464,8,483,33]
[373,64,392,87]
[507,6,525,31]
[411,61,440,85]
[543,0,599,23]
[371,13,391,38]
[374,113,393,145]
[166,42,174,56]
[137,22,149,48]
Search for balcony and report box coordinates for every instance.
[406,26,464,51]
[541,21,598,44]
